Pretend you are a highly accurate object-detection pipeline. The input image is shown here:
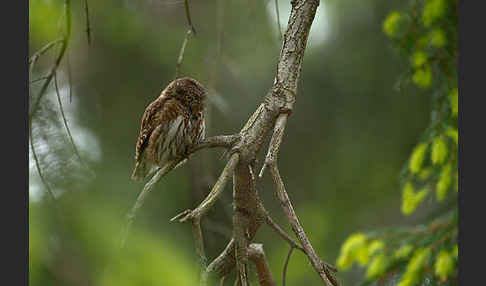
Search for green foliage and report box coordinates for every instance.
[411,51,428,69]
[401,182,428,215]
[366,253,388,280]
[336,233,368,270]
[337,0,458,284]
[449,88,458,117]
[409,143,428,174]
[434,249,454,281]
[383,11,402,37]
[428,29,446,48]
[393,244,413,260]
[436,163,453,201]
[397,248,430,286]
[431,136,447,165]
[422,0,447,27]
[412,66,433,88]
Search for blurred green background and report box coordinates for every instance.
[29,0,433,285]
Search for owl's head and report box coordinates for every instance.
[167,77,207,113]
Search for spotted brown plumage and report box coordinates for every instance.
[131,77,207,182]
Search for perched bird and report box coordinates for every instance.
[131,77,207,182]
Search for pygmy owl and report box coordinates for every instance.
[131,77,207,181]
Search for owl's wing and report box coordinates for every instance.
[132,98,184,181]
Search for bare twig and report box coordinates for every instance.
[259,114,288,179]
[84,0,92,45]
[260,115,339,284]
[119,160,181,249]
[248,244,276,286]
[282,246,294,286]
[28,38,64,65]
[66,50,73,103]
[259,205,305,253]
[175,29,193,79]
[268,164,338,285]
[30,76,50,84]
[184,0,197,34]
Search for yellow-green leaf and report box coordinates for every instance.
[337,233,367,270]
[411,51,428,68]
[450,88,458,117]
[422,0,448,27]
[368,240,385,257]
[445,128,458,145]
[431,136,448,165]
[434,250,454,280]
[398,248,430,286]
[414,188,429,205]
[436,164,452,201]
[419,167,433,180]
[401,182,416,215]
[409,143,428,174]
[366,253,387,280]
[428,29,446,47]
[394,244,414,259]
[383,11,402,37]
[412,66,433,88]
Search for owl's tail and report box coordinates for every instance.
[131,161,147,182]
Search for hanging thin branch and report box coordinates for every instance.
[175,29,193,79]
[282,246,294,286]
[28,38,64,65]
[84,0,92,45]
[66,50,73,102]
[184,0,197,34]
